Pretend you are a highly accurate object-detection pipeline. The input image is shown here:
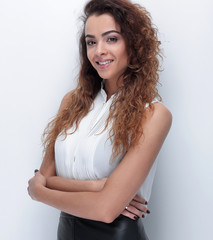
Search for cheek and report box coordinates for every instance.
[117,44,128,64]
[86,47,92,59]
[87,51,91,62]
[120,51,128,67]
[87,50,95,66]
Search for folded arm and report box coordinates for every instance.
[46,176,107,192]
[28,103,172,223]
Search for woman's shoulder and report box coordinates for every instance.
[153,102,172,120]
[144,101,172,131]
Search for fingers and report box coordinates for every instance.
[121,209,140,220]
[133,195,148,205]
[121,207,144,220]
[130,199,150,214]
[122,195,151,221]
[27,169,40,199]
[125,204,146,218]
[34,169,43,177]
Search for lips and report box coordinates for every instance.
[97,60,113,65]
[95,59,114,69]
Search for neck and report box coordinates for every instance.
[104,78,122,100]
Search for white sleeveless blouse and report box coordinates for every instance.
[55,87,159,201]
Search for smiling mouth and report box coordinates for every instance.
[96,60,114,65]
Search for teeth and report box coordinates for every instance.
[98,60,113,65]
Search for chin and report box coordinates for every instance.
[97,73,110,80]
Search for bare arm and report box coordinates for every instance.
[28,103,172,223]
[39,91,75,177]
[38,91,108,193]
[39,145,105,192]
[31,91,148,219]
[39,150,56,177]
[46,176,106,192]
[46,176,149,219]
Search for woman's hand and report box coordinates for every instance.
[97,178,150,220]
[28,171,46,201]
[28,172,150,221]
[121,195,150,220]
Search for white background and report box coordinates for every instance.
[0,0,212,239]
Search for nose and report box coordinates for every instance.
[95,41,107,56]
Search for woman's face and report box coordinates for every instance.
[85,14,128,84]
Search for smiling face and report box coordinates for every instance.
[85,14,128,86]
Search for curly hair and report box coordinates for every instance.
[43,0,162,161]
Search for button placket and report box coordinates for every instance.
[88,100,111,136]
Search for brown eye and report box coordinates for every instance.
[87,40,96,46]
[107,37,118,43]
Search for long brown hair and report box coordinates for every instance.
[43,0,162,160]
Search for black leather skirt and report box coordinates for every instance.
[57,211,149,240]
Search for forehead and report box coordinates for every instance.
[85,14,121,35]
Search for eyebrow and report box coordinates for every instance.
[85,30,121,39]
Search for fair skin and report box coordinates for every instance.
[85,13,128,99]
[28,14,172,223]
[37,93,149,220]
[29,13,149,220]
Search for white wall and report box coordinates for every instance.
[0,0,212,239]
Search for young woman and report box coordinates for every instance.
[28,0,172,239]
